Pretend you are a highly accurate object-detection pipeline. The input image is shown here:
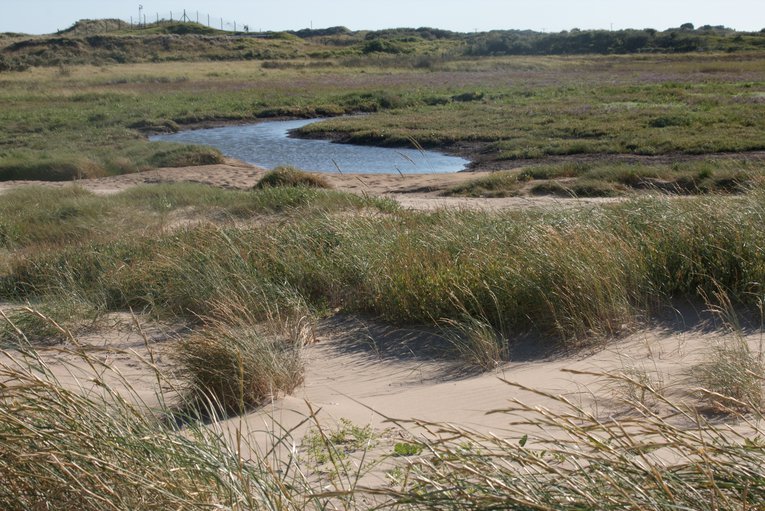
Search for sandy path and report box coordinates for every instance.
[0,160,619,210]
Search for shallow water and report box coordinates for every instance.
[150,118,469,174]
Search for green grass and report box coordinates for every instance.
[447,159,765,198]
[1,52,764,182]
[296,69,765,163]
[443,170,520,197]
[301,417,379,466]
[0,184,395,251]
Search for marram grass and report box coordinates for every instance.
[5,190,765,358]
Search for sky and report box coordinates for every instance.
[2,0,763,35]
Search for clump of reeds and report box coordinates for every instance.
[691,336,765,413]
[443,170,520,197]
[441,313,509,370]
[0,297,100,348]
[5,189,765,366]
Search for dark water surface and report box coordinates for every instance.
[150,118,469,174]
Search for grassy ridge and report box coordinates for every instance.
[3,186,764,351]
[0,184,395,249]
[3,22,765,70]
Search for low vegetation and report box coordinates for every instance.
[692,336,765,413]
[3,20,765,70]
[3,186,765,356]
[448,159,765,198]
[2,21,765,509]
[255,165,331,189]
[2,183,765,509]
[1,34,764,184]
[0,346,321,510]
[175,299,306,415]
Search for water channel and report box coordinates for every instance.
[150,118,469,174]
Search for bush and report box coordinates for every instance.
[648,115,691,128]
[361,39,405,54]
[128,118,180,133]
[0,158,106,181]
[254,166,331,189]
[444,170,519,197]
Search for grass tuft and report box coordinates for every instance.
[174,298,306,415]
[255,166,332,189]
[443,170,520,197]
[0,297,100,348]
[691,336,765,413]
[441,313,508,369]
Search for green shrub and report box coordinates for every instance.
[444,171,519,197]
[648,115,692,128]
[0,158,106,181]
[529,180,571,196]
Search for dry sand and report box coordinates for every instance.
[4,304,757,463]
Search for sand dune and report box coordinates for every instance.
[1,164,757,477]
[5,305,753,458]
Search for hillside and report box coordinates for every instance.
[1,19,764,70]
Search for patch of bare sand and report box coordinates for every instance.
[0,308,184,410]
[217,313,760,461]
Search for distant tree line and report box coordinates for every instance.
[355,25,765,55]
